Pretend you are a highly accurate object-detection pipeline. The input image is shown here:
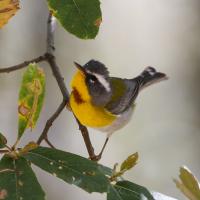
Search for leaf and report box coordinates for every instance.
[0,155,45,200]
[0,133,7,149]
[24,146,110,193]
[47,0,102,39]
[120,152,138,172]
[107,180,155,200]
[174,166,200,200]
[110,152,139,182]
[98,164,113,177]
[0,0,20,28]
[18,63,45,139]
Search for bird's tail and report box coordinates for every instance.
[139,67,167,88]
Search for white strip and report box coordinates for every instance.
[145,67,156,76]
[87,70,111,92]
[94,73,111,92]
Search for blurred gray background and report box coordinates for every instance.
[0,0,200,199]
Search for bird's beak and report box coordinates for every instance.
[74,62,86,74]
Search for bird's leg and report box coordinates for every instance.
[95,137,109,161]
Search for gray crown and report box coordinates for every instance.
[84,60,109,78]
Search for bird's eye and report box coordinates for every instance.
[87,75,97,83]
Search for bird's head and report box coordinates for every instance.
[71,60,112,106]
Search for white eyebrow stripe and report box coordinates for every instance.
[87,71,111,92]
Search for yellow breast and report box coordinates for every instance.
[69,70,116,127]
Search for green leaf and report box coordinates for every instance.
[18,63,45,139]
[0,156,45,200]
[47,0,102,39]
[107,181,154,200]
[98,164,113,177]
[0,133,7,149]
[120,152,138,172]
[24,146,110,193]
[174,166,200,200]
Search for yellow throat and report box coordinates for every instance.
[70,70,116,127]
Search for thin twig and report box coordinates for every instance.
[0,150,9,154]
[0,55,46,73]
[45,138,56,149]
[36,13,68,146]
[97,137,109,160]
[47,12,56,55]
[37,99,66,145]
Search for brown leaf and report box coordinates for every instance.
[94,17,102,27]
[0,0,20,28]
[0,189,7,200]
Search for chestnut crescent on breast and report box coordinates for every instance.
[72,88,85,104]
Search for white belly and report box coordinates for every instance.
[95,107,134,137]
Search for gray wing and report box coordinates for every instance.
[105,77,142,115]
[105,67,166,115]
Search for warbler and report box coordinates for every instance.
[70,60,167,156]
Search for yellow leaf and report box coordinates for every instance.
[174,166,200,200]
[110,153,139,182]
[120,152,138,172]
[0,0,20,28]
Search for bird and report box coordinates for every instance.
[69,60,167,158]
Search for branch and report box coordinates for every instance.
[36,13,69,146]
[42,13,99,160]
[0,12,100,161]
[45,13,69,101]
[45,53,69,101]
[75,118,97,160]
[0,55,46,73]
[37,99,66,145]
